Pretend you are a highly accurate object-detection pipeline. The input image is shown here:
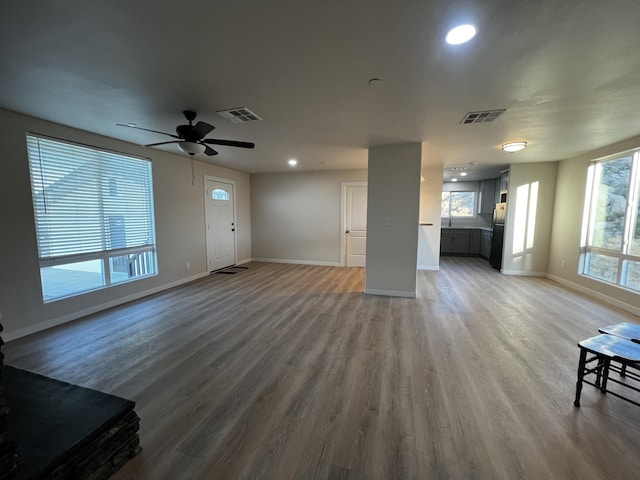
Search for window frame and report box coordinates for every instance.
[26,133,158,302]
[581,149,640,292]
[441,190,478,218]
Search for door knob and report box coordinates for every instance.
[345,230,350,234]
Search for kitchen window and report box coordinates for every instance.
[26,134,157,301]
[441,191,477,218]
[581,150,640,291]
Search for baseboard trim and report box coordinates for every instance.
[364,288,416,298]
[501,270,547,277]
[4,272,210,342]
[417,265,440,271]
[546,274,640,317]
[236,258,252,265]
[251,257,343,267]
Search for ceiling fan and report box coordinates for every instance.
[117,110,255,156]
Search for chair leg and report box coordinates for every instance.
[601,357,611,394]
[595,354,602,387]
[574,348,587,407]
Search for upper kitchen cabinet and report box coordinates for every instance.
[500,170,509,199]
[479,178,499,214]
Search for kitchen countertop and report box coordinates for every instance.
[441,226,492,232]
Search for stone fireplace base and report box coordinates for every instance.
[4,366,140,479]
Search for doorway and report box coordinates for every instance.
[342,182,367,267]
[204,176,237,272]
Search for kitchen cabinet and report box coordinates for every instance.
[480,230,491,259]
[500,170,509,196]
[441,229,471,255]
[441,228,488,256]
[469,229,481,254]
[479,179,498,214]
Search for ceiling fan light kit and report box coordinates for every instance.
[178,142,206,155]
[117,110,255,157]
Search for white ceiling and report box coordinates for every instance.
[2,1,640,177]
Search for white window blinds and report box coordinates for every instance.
[26,134,156,261]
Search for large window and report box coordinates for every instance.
[441,191,476,218]
[27,134,157,301]
[581,150,640,292]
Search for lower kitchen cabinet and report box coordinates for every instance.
[480,230,491,259]
[441,228,489,256]
[441,231,470,254]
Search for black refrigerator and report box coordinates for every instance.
[490,203,506,270]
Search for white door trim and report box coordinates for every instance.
[204,175,238,270]
[340,181,368,266]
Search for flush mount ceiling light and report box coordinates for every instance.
[502,141,528,152]
[451,178,458,182]
[446,24,477,45]
[288,159,298,166]
[460,172,468,177]
[177,142,206,156]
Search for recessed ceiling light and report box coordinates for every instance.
[288,159,298,166]
[460,172,468,177]
[451,178,458,182]
[368,78,382,86]
[127,122,137,127]
[446,24,477,45]
[502,141,527,152]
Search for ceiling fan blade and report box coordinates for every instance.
[116,123,181,139]
[144,141,180,147]
[203,145,218,156]
[192,121,215,139]
[203,138,255,149]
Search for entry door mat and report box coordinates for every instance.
[4,366,141,480]
[214,265,249,275]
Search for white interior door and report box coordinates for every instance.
[345,184,367,267]
[205,178,236,271]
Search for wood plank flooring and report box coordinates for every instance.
[5,257,640,479]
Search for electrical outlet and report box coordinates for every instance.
[562,260,566,269]
[185,262,191,270]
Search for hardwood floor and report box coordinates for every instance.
[5,257,640,479]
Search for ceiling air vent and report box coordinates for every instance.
[216,107,262,124]
[460,109,506,124]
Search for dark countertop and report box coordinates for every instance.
[441,226,492,232]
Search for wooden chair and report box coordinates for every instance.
[574,334,640,407]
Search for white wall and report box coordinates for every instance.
[365,143,422,297]
[502,162,557,276]
[548,134,640,316]
[418,163,443,270]
[0,108,251,340]
[250,169,367,265]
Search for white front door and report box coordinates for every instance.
[204,178,236,272]
[345,184,367,267]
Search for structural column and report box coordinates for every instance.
[365,143,422,297]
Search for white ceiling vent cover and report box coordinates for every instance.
[216,107,262,124]
[460,109,506,124]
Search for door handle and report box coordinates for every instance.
[231,228,235,232]
[345,230,350,234]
